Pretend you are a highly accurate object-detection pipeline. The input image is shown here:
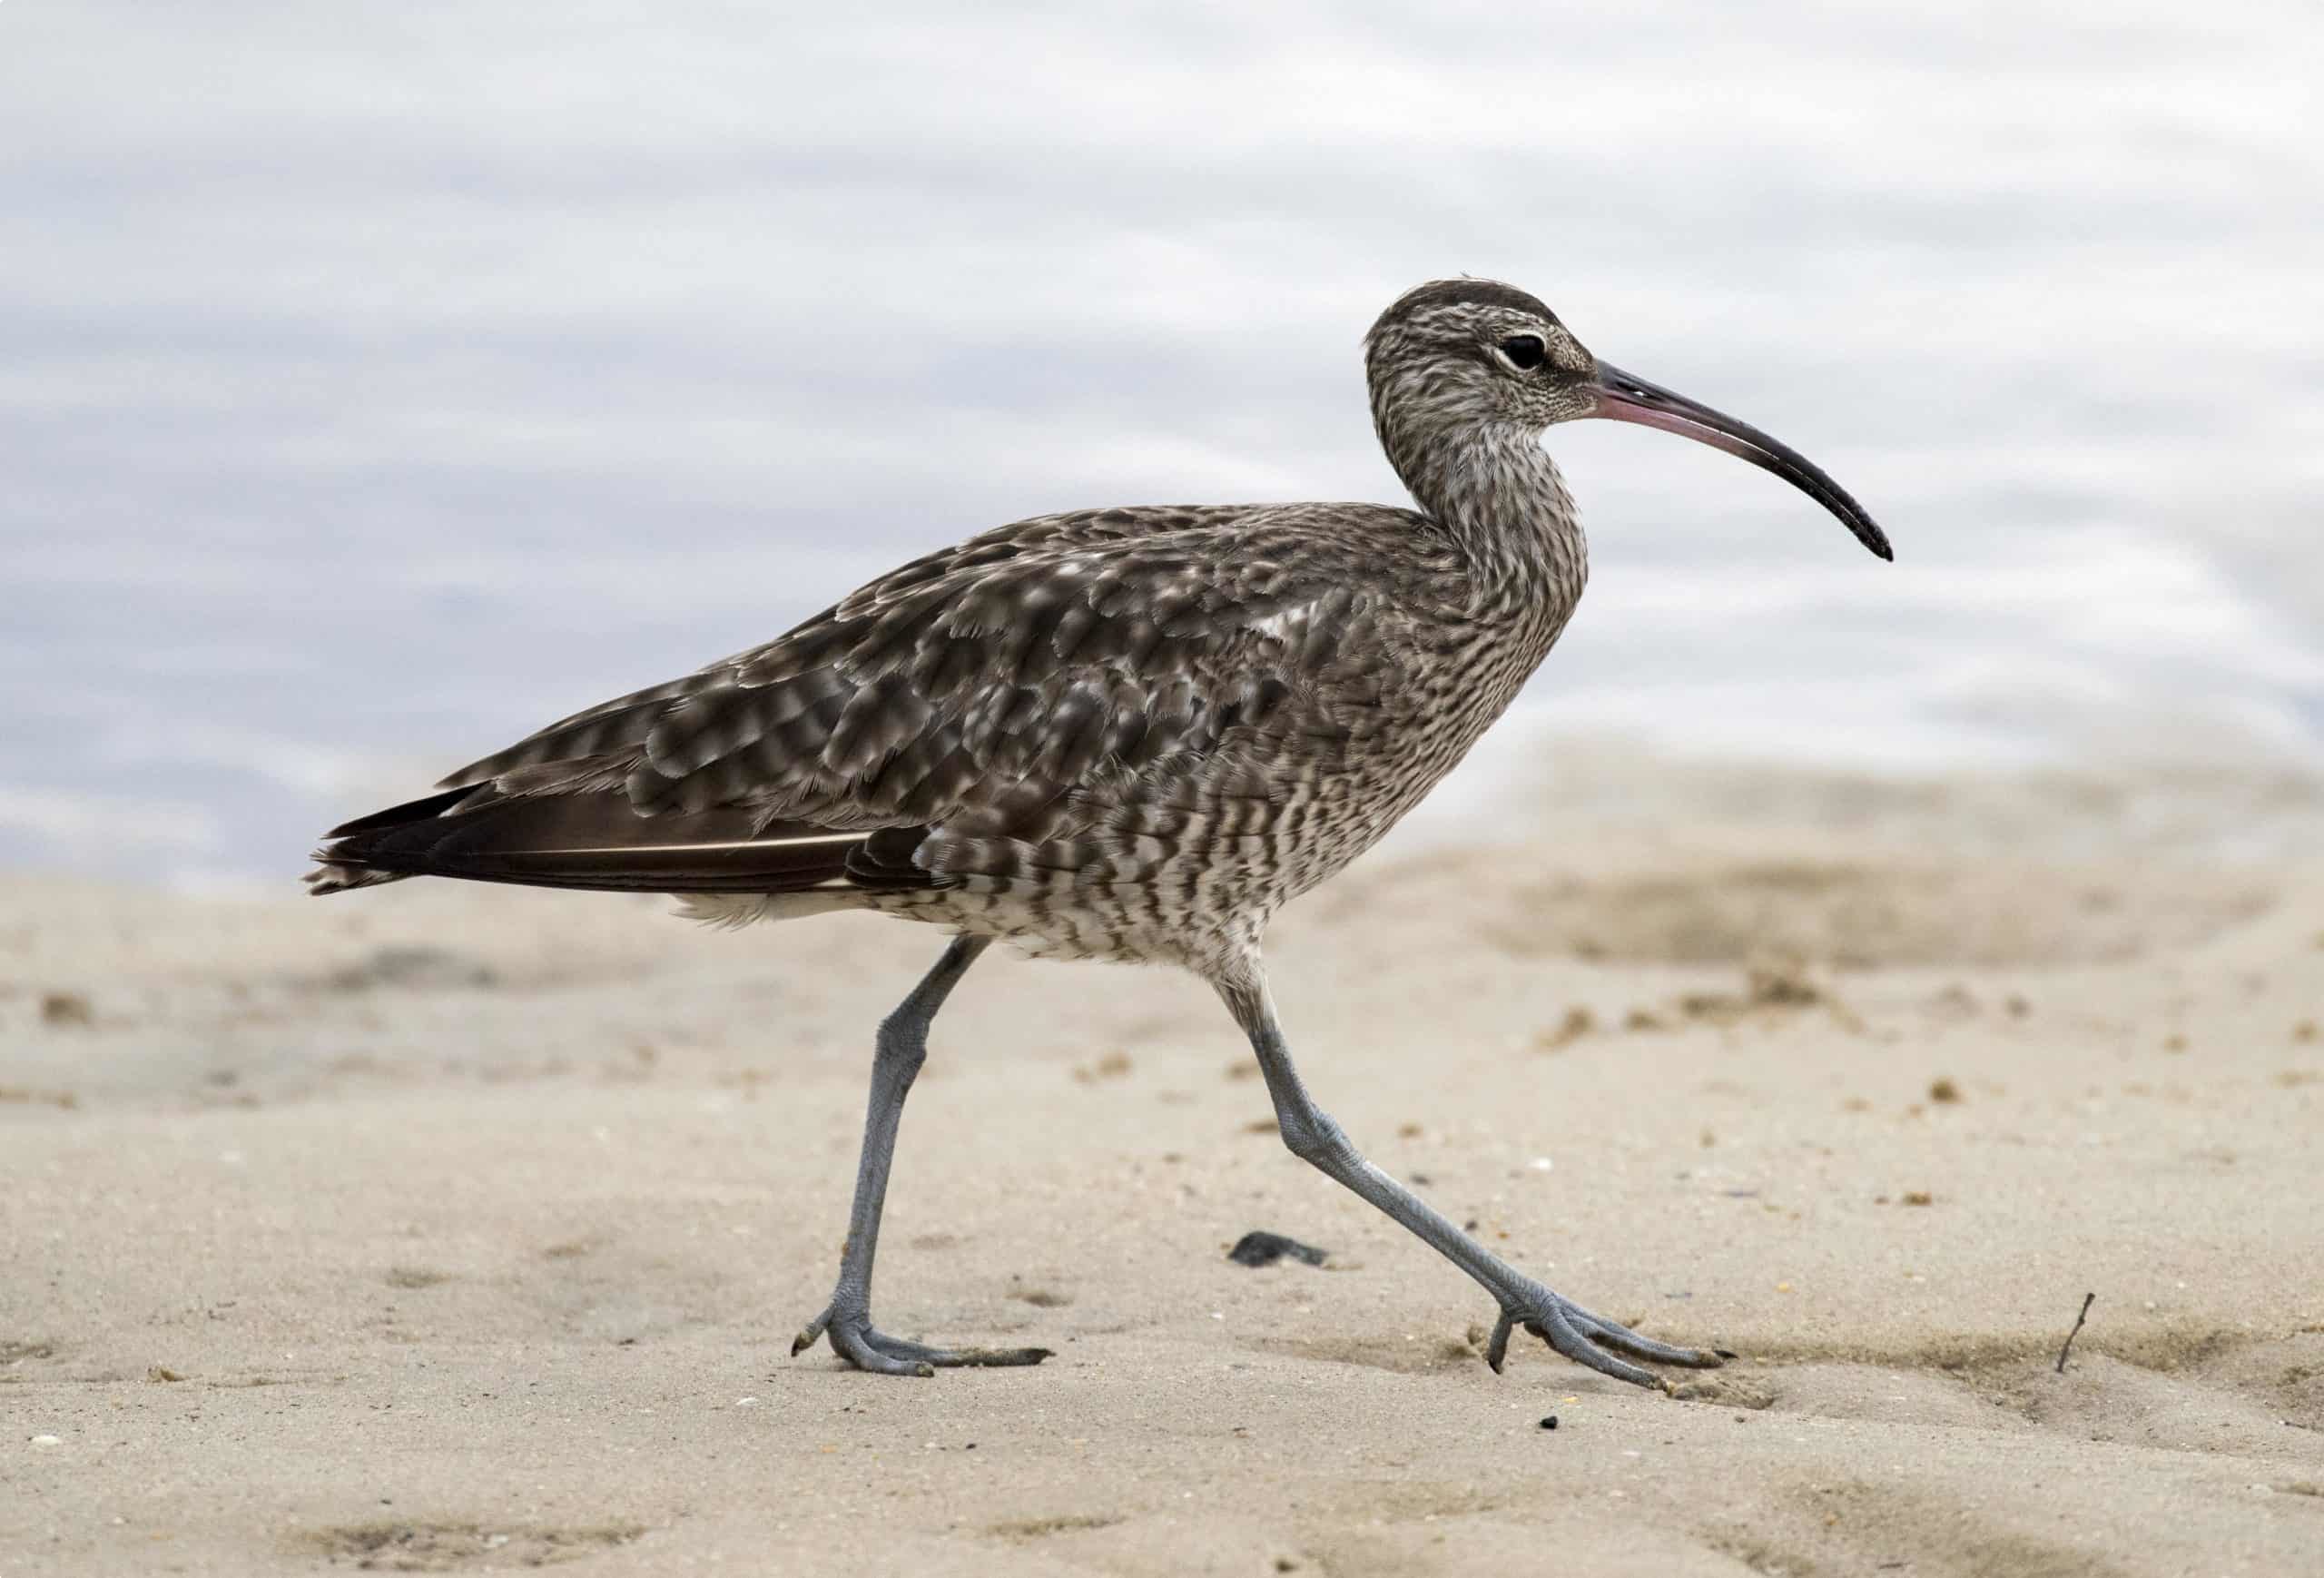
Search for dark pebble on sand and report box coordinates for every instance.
[1226,1231,1329,1268]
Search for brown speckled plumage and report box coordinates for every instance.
[306,279,1887,1387]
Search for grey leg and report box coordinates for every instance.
[791,935,1050,1376]
[1214,965,1725,1390]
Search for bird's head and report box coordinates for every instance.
[1365,279,1890,560]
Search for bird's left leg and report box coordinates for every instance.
[791,934,1051,1376]
[1213,962,1724,1390]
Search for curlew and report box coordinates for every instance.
[308,279,1889,1387]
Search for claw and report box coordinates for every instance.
[790,1313,830,1357]
[1485,1309,1518,1374]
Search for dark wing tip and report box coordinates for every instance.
[324,784,479,840]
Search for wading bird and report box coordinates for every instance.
[309,279,1889,1386]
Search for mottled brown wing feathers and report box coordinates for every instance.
[316,502,1444,896]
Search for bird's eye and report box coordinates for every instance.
[1498,335,1548,370]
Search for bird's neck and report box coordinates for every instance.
[1384,417,1588,613]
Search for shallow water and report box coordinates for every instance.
[3,1,2319,885]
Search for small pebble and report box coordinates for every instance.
[1226,1231,1328,1268]
[39,992,93,1028]
[1538,1415,1559,1431]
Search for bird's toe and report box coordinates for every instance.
[792,1304,1050,1377]
[1485,1288,1722,1388]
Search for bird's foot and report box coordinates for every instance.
[790,1304,1051,1378]
[1483,1286,1728,1390]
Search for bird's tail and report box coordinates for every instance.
[303,781,891,899]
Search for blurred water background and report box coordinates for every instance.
[4,1,2319,889]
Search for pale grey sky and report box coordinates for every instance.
[4,1,2319,883]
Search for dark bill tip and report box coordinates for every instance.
[1587,361,1893,561]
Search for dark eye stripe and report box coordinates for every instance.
[1499,335,1547,370]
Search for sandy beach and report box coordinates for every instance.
[4,749,2319,1576]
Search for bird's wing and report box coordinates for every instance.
[455,503,1448,830]
[311,502,1455,895]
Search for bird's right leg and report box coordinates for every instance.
[790,934,1051,1376]
[1213,962,1725,1390]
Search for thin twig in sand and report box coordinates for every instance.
[2055,1292,2095,1374]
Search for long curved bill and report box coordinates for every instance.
[1589,361,1892,561]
